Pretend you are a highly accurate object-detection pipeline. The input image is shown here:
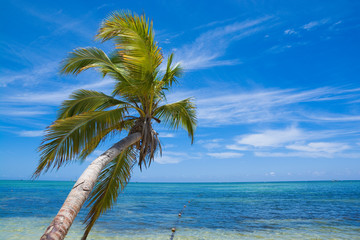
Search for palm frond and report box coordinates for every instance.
[58,90,127,119]
[81,147,136,240]
[34,108,127,177]
[97,11,163,92]
[154,98,197,143]
[160,53,183,90]
[97,11,162,67]
[78,118,136,161]
[60,47,127,81]
[111,76,145,98]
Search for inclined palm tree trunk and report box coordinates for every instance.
[40,132,141,240]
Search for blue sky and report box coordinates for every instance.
[1,0,360,182]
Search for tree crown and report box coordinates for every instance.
[34,11,197,239]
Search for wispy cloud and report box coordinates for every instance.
[255,150,357,159]
[155,150,203,164]
[155,151,188,164]
[193,17,238,30]
[302,19,330,30]
[207,152,244,159]
[286,142,350,154]
[0,62,58,87]
[19,5,95,39]
[0,108,49,117]
[0,77,114,120]
[206,126,352,159]
[270,18,336,54]
[174,16,273,69]
[307,115,360,122]
[96,3,114,10]
[232,126,353,148]
[4,78,114,106]
[159,133,175,138]
[266,44,294,54]
[237,126,304,147]
[18,130,44,137]
[265,171,276,176]
[284,29,297,35]
[185,86,360,126]
[197,139,223,150]
[226,145,249,151]
[230,126,356,158]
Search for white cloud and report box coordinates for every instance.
[159,133,175,138]
[255,141,351,158]
[231,126,356,158]
[155,156,181,164]
[155,151,188,164]
[284,29,297,35]
[21,5,94,39]
[175,16,273,69]
[302,19,329,30]
[0,109,48,117]
[226,144,249,151]
[308,115,360,122]
[193,17,238,30]
[267,44,293,54]
[0,77,114,120]
[203,142,221,150]
[168,86,360,126]
[163,144,175,149]
[237,126,304,147]
[4,78,114,105]
[255,151,330,158]
[207,152,244,159]
[270,18,334,54]
[0,62,58,87]
[265,171,276,176]
[198,139,223,150]
[18,130,44,137]
[286,142,350,154]
[256,151,360,159]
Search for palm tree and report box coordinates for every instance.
[34,11,196,240]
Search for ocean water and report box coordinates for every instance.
[0,181,359,239]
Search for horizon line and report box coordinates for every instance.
[1,179,359,183]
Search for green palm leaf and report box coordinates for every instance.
[34,108,127,177]
[60,47,127,81]
[97,11,162,69]
[160,53,183,90]
[154,98,197,143]
[78,118,136,161]
[97,11,163,93]
[58,89,127,119]
[81,147,136,240]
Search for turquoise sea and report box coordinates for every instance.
[0,180,359,239]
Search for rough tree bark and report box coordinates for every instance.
[40,132,142,240]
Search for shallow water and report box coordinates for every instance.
[0,180,359,239]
